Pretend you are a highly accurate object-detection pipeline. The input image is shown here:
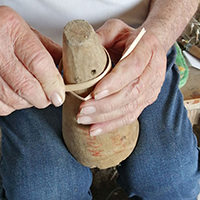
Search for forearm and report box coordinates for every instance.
[142,0,199,52]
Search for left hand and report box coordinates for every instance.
[77,19,167,136]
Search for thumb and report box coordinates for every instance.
[96,19,122,48]
[96,19,132,47]
[96,19,134,63]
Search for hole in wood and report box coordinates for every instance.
[91,69,96,75]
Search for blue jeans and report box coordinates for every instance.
[0,45,199,200]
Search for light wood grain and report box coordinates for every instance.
[181,67,200,124]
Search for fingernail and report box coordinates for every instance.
[50,92,63,107]
[90,129,102,136]
[77,116,92,124]
[80,106,96,114]
[94,90,109,100]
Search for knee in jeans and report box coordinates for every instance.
[118,152,199,198]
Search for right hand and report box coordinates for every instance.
[0,6,65,116]
[77,19,166,136]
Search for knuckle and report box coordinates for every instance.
[10,97,31,110]
[99,113,109,123]
[12,102,26,110]
[129,100,137,112]
[123,82,135,100]
[106,19,124,27]
[101,101,114,113]
[106,113,136,133]
[42,73,65,93]
[0,104,14,116]
[124,101,137,113]
[0,81,27,110]
[0,81,10,97]
[135,79,144,94]
[146,97,155,106]
[27,51,50,74]
[107,121,119,132]
[0,110,12,116]
[126,82,141,100]
[14,77,49,109]
[15,78,38,97]
[122,114,135,126]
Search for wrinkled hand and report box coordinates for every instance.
[0,6,65,116]
[77,19,167,136]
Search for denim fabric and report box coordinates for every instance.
[0,106,93,200]
[118,46,200,200]
[0,45,199,200]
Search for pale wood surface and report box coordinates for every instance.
[62,20,107,86]
[180,67,200,109]
[62,20,139,169]
[180,67,200,125]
